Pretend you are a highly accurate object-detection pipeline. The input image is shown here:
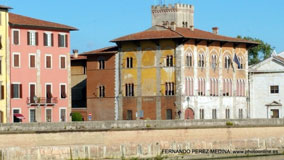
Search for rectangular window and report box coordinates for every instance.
[58,34,68,47]
[166,109,172,120]
[125,83,134,97]
[29,84,36,103]
[13,53,20,68]
[166,55,173,67]
[0,85,4,100]
[225,109,230,119]
[60,108,66,122]
[239,109,243,119]
[46,109,52,122]
[13,30,20,45]
[29,54,36,68]
[60,56,66,69]
[212,109,217,119]
[27,31,38,46]
[0,35,2,50]
[200,109,204,119]
[45,55,52,69]
[11,84,22,98]
[13,109,21,123]
[165,82,175,96]
[0,57,2,74]
[99,59,105,69]
[270,85,279,94]
[29,109,36,122]
[46,84,52,103]
[271,109,279,118]
[127,110,133,120]
[60,84,67,99]
[126,57,133,68]
[44,32,53,47]
[99,85,105,98]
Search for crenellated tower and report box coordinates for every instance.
[151,4,194,28]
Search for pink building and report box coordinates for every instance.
[9,13,77,123]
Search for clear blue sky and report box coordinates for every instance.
[3,0,284,53]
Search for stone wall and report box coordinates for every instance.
[0,119,284,159]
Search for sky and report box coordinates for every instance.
[2,0,284,53]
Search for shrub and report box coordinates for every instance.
[72,112,83,121]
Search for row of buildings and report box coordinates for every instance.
[0,5,77,123]
[71,4,283,121]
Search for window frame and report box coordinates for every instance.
[12,52,21,68]
[58,33,67,48]
[12,29,20,45]
[12,108,21,123]
[59,107,67,122]
[45,108,52,122]
[27,30,37,46]
[44,32,53,47]
[59,83,67,99]
[270,85,279,94]
[29,108,36,123]
[45,54,52,69]
[28,53,36,69]
[59,55,67,69]
[11,82,21,99]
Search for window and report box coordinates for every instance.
[46,84,52,103]
[200,109,204,119]
[239,109,243,119]
[11,84,22,98]
[29,109,36,122]
[237,80,245,97]
[225,109,230,119]
[0,35,2,50]
[99,59,105,70]
[60,56,66,69]
[12,30,20,45]
[198,54,205,68]
[99,85,105,98]
[46,109,52,122]
[58,34,68,47]
[185,77,194,96]
[29,84,36,103]
[224,56,231,69]
[198,78,205,96]
[13,109,21,123]
[212,109,217,119]
[0,111,2,123]
[29,54,36,68]
[43,32,54,47]
[165,82,175,96]
[60,108,66,122]
[13,53,20,68]
[0,84,4,100]
[126,57,133,68]
[237,56,244,69]
[125,83,134,97]
[271,109,279,118]
[166,109,172,120]
[127,110,133,120]
[270,86,279,94]
[210,78,218,96]
[60,84,67,99]
[211,55,217,69]
[186,54,193,67]
[166,55,173,67]
[223,79,232,96]
[27,31,38,46]
[45,55,52,69]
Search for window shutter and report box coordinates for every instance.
[14,54,19,67]
[27,32,30,45]
[61,85,66,98]
[58,34,60,47]
[51,33,54,46]
[30,55,35,68]
[43,33,47,46]
[20,84,22,98]
[35,32,38,46]
[1,85,3,99]
[0,36,2,49]
[65,34,68,48]
[14,31,19,45]
[11,84,14,98]
[61,57,65,69]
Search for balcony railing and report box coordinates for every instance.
[27,97,58,106]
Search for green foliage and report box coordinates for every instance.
[237,36,274,65]
[226,121,234,126]
[71,112,83,121]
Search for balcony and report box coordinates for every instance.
[27,97,58,106]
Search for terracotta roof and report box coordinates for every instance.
[9,13,77,31]
[81,46,118,56]
[71,55,87,61]
[111,26,258,45]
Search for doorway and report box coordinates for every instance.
[185,108,194,119]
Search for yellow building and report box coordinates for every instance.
[0,5,11,123]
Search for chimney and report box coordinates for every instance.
[189,25,194,31]
[212,27,219,34]
[73,49,79,58]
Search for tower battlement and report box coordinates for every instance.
[151,3,194,29]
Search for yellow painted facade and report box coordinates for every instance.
[0,9,9,123]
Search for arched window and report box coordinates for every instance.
[186,54,193,67]
[238,56,244,69]
[198,54,205,68]
[224,56,231,69]
[211,54,217,69]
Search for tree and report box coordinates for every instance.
[71,112,83,121]
[237,36,274,65]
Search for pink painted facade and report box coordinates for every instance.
[9,27,72,123]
